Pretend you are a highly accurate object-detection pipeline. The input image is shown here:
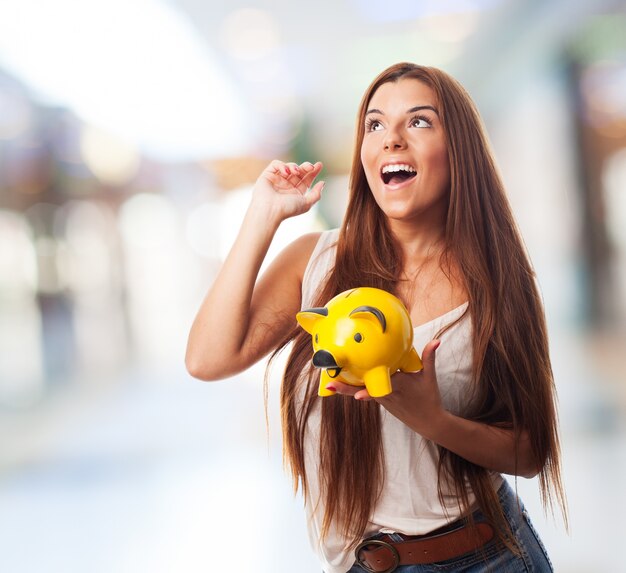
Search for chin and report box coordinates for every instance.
[379,206,416,222]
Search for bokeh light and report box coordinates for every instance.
[80,126,140,187]
[118,193,178,251]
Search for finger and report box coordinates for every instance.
[284,162,302,177]
[325,380,360,397]
[273,161,311,194]
[421,339,441,370]
[354,389,373,401]
[264,161,307,192]
[290,162,322,194]
[301,161,322,179]
[266,159,290,178]
[304,181,325,208]
[282,163,309,192]
[296,169,323,197]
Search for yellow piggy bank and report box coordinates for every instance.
[296,287,422,397]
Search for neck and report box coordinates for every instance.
[388,218,447,273]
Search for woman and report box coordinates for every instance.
[186,63,567,572]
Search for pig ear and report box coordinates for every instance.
[349,306,386,333]
[296,307,327,333]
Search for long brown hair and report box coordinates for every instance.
[274,63,567,550]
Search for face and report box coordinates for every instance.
[360,78,450,225]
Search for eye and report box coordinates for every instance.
[410,115,432,129]
[315,334,319,343]
[354,333,363,343]
[365,118,383,132]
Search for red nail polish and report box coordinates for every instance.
[326,385,336,392]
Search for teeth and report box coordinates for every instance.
[381,163,416,174]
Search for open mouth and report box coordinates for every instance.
[326,367,342,378]
[381,163,417,185]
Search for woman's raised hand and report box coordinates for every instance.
[252,160,325,222]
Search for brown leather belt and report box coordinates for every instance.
[354,522,495,573]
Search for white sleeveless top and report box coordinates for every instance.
[299,229,503,573]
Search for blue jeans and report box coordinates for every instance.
[346,480,553,572]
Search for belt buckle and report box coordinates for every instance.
[355,539,400,573]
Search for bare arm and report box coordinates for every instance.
[421,407,538,478]
[185,160,324,381]
[389,343,539,477]
[328,341,540,478]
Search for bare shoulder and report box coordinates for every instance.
[273,231,323,281]
[285,231,323,255]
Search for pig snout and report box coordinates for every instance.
[312,350,339,368]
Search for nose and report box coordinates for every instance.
[383,127,407,151]
[312,350,339,368]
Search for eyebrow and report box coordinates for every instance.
[365,105,439,116]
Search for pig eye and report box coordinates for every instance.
[315,334,319,343]
[354,333,363,343]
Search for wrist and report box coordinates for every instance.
[419,408,453,443]
[244,199,283,233]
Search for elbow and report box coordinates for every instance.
[185,359,213,382]
[515,438,543,479]
[185,335,226,381]
[518,463,541,480]
[185,355,213,381]
[503,457,540,479]
[185,349,244,382]
[185,352,224,382]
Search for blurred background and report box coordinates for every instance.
[1,0,625,571]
